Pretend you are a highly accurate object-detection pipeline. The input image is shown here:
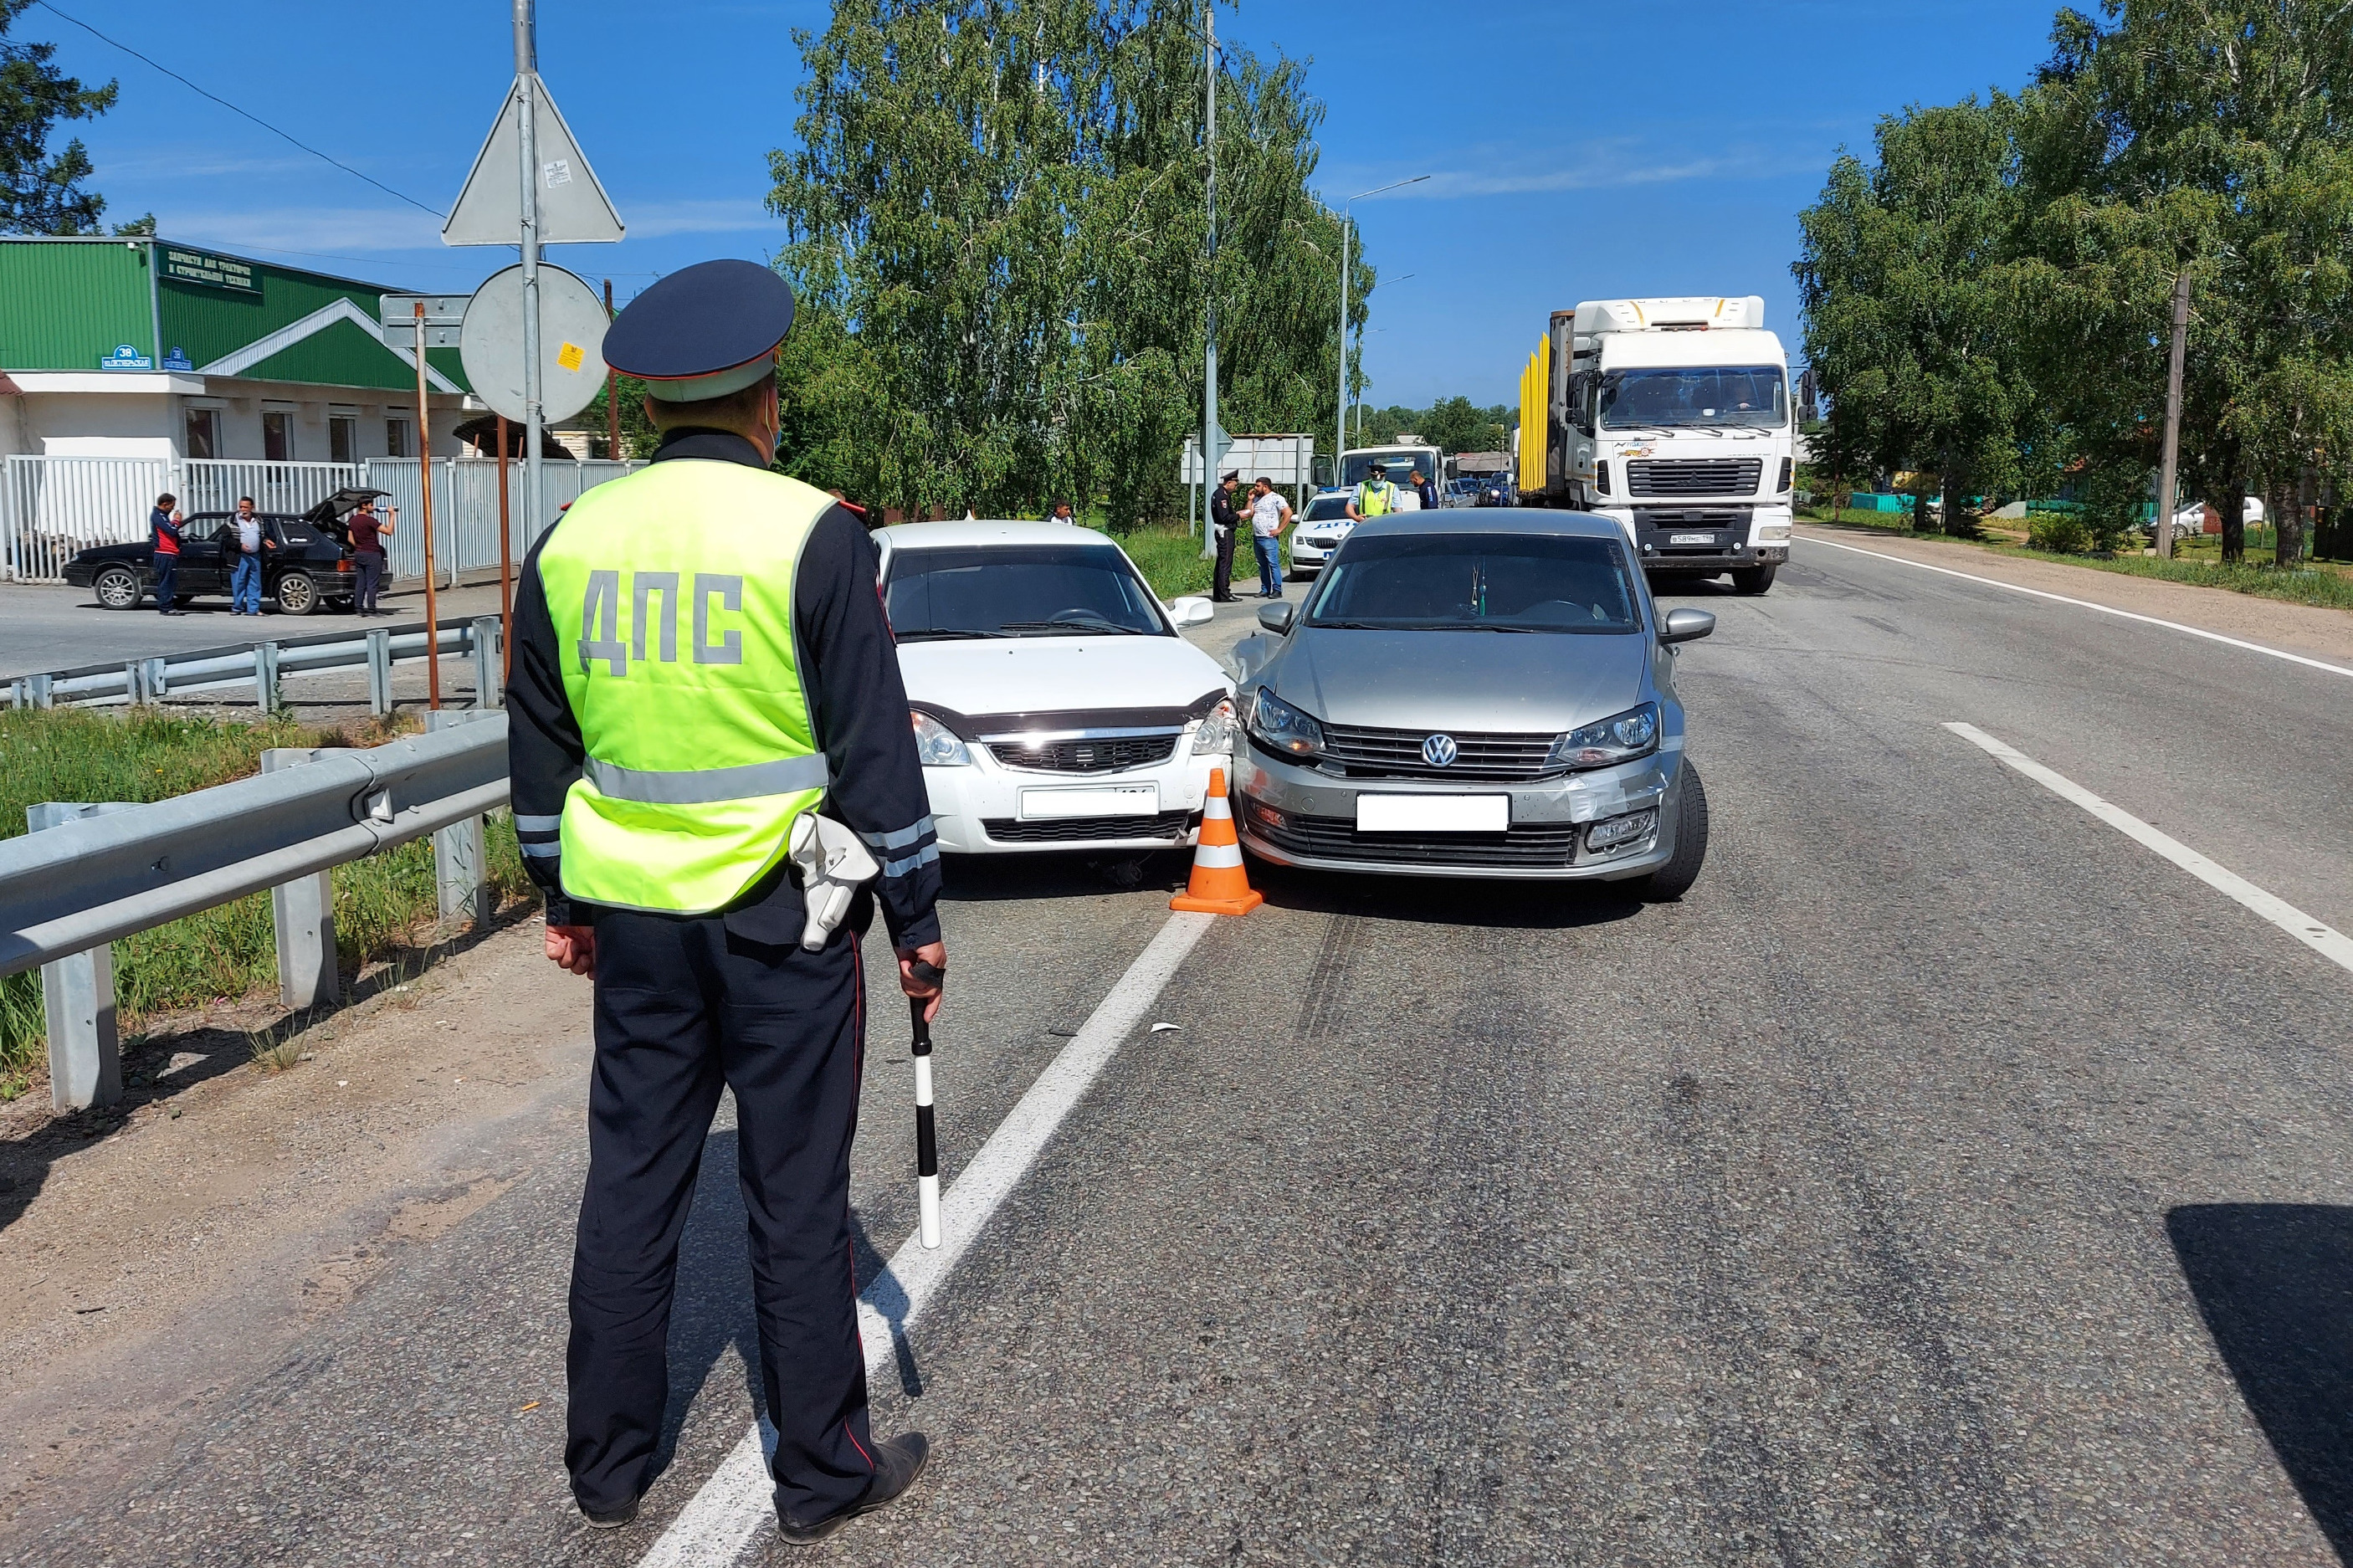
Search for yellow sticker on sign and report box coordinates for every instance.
[556,342,585,372]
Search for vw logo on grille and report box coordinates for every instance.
[1422,732,1459,768]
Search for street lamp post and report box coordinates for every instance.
[1200,1,1219,554]
[1351,274,1412,446]
[1335,176,1428,489]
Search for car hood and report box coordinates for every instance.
[897,633,1230,725]
[1267,628,1653,732]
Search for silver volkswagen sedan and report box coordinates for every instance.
[1227,510,1714,894]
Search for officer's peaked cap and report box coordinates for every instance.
[605,259,797,402]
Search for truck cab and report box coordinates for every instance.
[1538,296,1794,594]
[1334,443,1442,510]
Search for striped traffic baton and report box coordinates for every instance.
[906,961,945,1248]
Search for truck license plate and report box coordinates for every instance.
[1669,532,1716,545]
[1355,795,1509,833]
[1018,785,1159,821]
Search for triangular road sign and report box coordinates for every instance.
[443,75,624,246]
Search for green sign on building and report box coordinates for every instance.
[161,245,258,293]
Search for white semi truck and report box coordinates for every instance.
[1516,295,1794,594]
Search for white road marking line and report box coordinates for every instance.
[634,910,1219,1568]
[1944,722,2353,978]
[1800,534,2353,682]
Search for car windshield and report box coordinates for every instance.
[1302,496,1350,523]
[1305,531,1640,633]
[1600,366,1787,429]
[886,543,1169,640]
[1341,453,1437,489]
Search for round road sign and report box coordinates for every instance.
[459,264,610,425]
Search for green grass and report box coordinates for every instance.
[1798,510,2353,613]
[1088,520,1220,599]
[0,707,529,1096]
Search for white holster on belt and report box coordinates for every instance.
[787,812,879,951]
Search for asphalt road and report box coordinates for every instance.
[0,581,515,680]
[8,535,2353,1564]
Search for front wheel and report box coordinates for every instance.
[1633,761,1709,902]
[1730,563,1777,595]
[274,571,320,616]
[94,565,143,610]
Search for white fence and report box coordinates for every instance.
[2,454,639,585]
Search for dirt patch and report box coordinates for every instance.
[1795,524,2353,666]
[0,918,592,1526]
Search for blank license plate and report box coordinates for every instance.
[1018,785,1159,821]
[1669,533,1718,545]
[1355,794,1509,833]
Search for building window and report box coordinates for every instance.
[263,410,293,462]
[330,414,357,464]
[387,417,412,459]
[184,407,219,460]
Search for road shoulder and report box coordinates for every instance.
[1793,523,2353,667]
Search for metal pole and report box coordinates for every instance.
[604,278,620,460]
[1336,211,1349,489]
[1198,1,1218,558]
[416,303,441,711]
[515,0,545,573]
[496,414,514,684]
[2155,268,2192,559]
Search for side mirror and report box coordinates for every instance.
[1658,607,1715,644]
[1310,455,1334,489]
[1167,595,1215,628]
[1257,601,1296,634]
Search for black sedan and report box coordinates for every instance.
[64,497,371,616]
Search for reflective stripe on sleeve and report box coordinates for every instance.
[521,840,562,859]
[582,752,830,805]
[859,815,936,851]
[515,813,563,833]
[879,843,941,879]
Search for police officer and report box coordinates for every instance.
[1208,469,1243,602]
[1346,461,1398,523]
[506,259,944,1545]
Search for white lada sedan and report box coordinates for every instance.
[876,520,1238,857]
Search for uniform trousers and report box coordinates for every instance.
[567,910,877,1524]
[1211,524,1237,600]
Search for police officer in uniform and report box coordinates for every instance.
[1208,469,1243,602]
[506,259,945,1545]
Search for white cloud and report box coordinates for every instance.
[613,197,780,238]
[164,205,448,254]
[1340,141,1828,202]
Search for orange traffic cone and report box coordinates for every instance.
[1171,766,1263,915]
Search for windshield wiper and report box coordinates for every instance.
[998,619,1147,636]
[1428,622,1541,633]
[899,628,1010,642]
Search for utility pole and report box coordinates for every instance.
[1198,1,1218,558]
[2154,268,2192,559]
[514,0,545,561]
[604,278,620,460]
[413,302,440,710]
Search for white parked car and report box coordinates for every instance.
[876,520,1238,858]
[1286,493,1356,576]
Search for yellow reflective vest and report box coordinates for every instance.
[1356,479,1397,516]
[536,459,833,914]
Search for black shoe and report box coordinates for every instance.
[579,1496,638,1530]
[161,608,187,616]
[776,1433,929,1546]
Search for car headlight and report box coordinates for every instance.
[1547,702,1659,770]
[910,710,971,766]
[1247,689,1324,760]
[1191,697,1238,754]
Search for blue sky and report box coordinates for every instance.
[33,0,2065,408]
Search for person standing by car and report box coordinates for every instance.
[149,494,185,615]
[1410,469,1439,511]
[1248,475,1293,598]
[230,495,270,616]
[1210,469,1243,602]
[1346,463,1398,524]
[347,497,392,615]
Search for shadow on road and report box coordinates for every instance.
[648,1129,925,1492]
[2169,1203,2353,1565]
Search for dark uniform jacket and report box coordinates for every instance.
[1209,487,1239,534]
[506,427,944,950]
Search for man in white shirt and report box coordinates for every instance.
[230,495,269,616]
[1248,476,1294,599]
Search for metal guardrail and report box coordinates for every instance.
[7,614,505,713]
[0,715,512,1110]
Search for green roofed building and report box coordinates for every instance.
[0,236,479,464]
